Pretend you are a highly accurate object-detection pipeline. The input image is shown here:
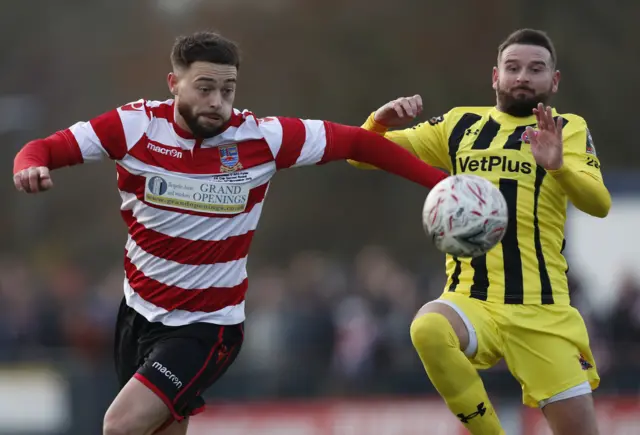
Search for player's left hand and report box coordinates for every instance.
[527,103,564,171]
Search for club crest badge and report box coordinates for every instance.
[219,144,243,172]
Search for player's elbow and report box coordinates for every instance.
[592,195,611,218]
[580,191,611,218]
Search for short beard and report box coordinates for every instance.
[177,101,224,139]
[496,86,552,118]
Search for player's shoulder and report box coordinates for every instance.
[557,111,589,130]
[447,106,493,117]
[234,108,255,119]
[412,107,491,140]
[233,108,268,129]
[437,106,492,126]
[234,108,274,130]
[556,111,596,154]
[118,98,174,123]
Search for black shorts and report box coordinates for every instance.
[114,298,243,422]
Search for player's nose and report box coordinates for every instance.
[207,90,223,108]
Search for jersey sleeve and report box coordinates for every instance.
[14,100,151,173]
[558,116,602,180]
[258,116,330,169]
[547,115,611,217]
[68,99,150,162]
[349,112,451,171]
[257,116,448,188]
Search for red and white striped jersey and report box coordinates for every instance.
[66,99,338,326]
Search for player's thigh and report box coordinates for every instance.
[542,394,599,435]
[420,292,503,367]
[104,376,172,435]
[108,323,243,433]
[503,305,599,408]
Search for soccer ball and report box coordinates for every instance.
[422,174,508,258]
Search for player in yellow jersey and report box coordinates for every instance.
[350,29,610,435]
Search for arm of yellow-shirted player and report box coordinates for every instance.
[548,121,611,218]
[348,112,451,171]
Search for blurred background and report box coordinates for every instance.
[1,0,639,434]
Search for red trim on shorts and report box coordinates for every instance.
[172,327,225,404]
[133,373,184,422]
[191,405,206,416]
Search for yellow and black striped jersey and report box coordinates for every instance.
[352,107,609,305]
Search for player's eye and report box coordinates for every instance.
[198,87,211,93]
[222,88,234,95]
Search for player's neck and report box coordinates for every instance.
[173,106,196,138]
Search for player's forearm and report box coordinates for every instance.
[13,131,83,174]
[348,113,418,170]
[327,122,447,189]
[549,168,611,218]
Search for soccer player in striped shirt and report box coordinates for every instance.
[350,29,610,435]
[13,32,448,435]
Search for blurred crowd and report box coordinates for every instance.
[0,245,639,401]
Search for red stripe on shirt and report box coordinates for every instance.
[121,209,255,265]
[318,121,336,165]
[124,255,248,312]
[116,165,269,218]
[127,135,274,175]
[90,110,128,160]
[275,117,307,169]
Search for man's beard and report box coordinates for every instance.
[496,84,552,117]
[177,101,226,138]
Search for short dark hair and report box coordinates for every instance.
[497,29,557,67]
[171,31,241,71]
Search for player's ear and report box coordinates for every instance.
[552,70,561,93]
[167,72,179,96]
[491,66,499,91]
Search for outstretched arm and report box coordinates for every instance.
[259,116,448,189]
[14,100,149,193]
[323,122,448,189]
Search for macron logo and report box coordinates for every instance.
[151,362,183,388]
[147,141,183,159]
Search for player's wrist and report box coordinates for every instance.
[367,112,390,133]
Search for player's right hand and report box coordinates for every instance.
[373,95,423,128]
[13,166,53,193]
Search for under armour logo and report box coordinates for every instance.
[465,128,479,136]
[457,402,487,423]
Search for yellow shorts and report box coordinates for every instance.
[436,292,600,408]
